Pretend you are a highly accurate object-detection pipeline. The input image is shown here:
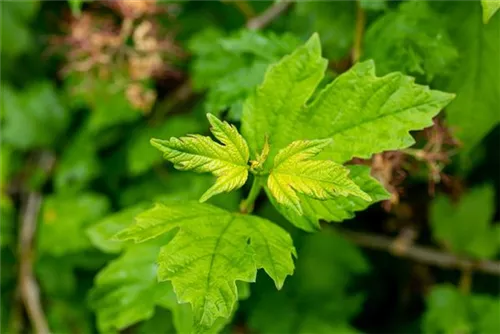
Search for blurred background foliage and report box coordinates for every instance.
[0,0,499,333]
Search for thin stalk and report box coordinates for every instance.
[352,1,366,63]
[239,176,263,214]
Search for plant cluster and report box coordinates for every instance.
[1,1,499,334]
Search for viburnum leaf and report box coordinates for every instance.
[266,165,390,231]
[241,33,455,166]
[115,201,295,331]
[482,0,500,23]
[150,114,250,203]
[267,139,370,215]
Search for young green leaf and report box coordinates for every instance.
[266,165,390,231]
[151,114,250,203]
[430,185,500,259]
[115,201,295,330]
[267,140,370,215]
[241,33,328,164]
[482,0,500,23]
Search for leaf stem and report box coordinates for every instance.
[240,176,263,214]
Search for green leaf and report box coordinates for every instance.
[241,34,454,168]
[423,284,500,334]
[151,114,250,202]
[127,114,204,176]
[423,285,471,334]
[288,2,356,60]
[87,203,150,254]
[0,1,39,58]
[189,29,301,119]
[249,232,368,334]
[267,140,370,215]
[1,82,70,150]
[115,201,295,330]
[46,299,93,334]
[430,185,500,259]
[444,2,500,151]
[305,60,455,163]
[38,193,110,256]
[482,0,500,23]
[363,1,458,81]
[267,165,390,231]
[53,131,100,193]
[241,33,328,164]
[88,241,176,333]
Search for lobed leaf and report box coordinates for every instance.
[241,33,328,164]
[305,60,455,163]
[151,114,250,202]
[266,165,390,231]
[241,34,454,167]
[115,201,295,330]
[267,140,370,215]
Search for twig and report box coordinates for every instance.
[18,192,49,334]
[352,1,366,63]
[247,1,291,30]
[335,228,500,276]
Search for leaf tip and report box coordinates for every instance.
[150,138,164,150]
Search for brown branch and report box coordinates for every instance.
[247,1,291,30]
[336,228,500,276]
[18,192,49,334]
[16,151,55,334]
